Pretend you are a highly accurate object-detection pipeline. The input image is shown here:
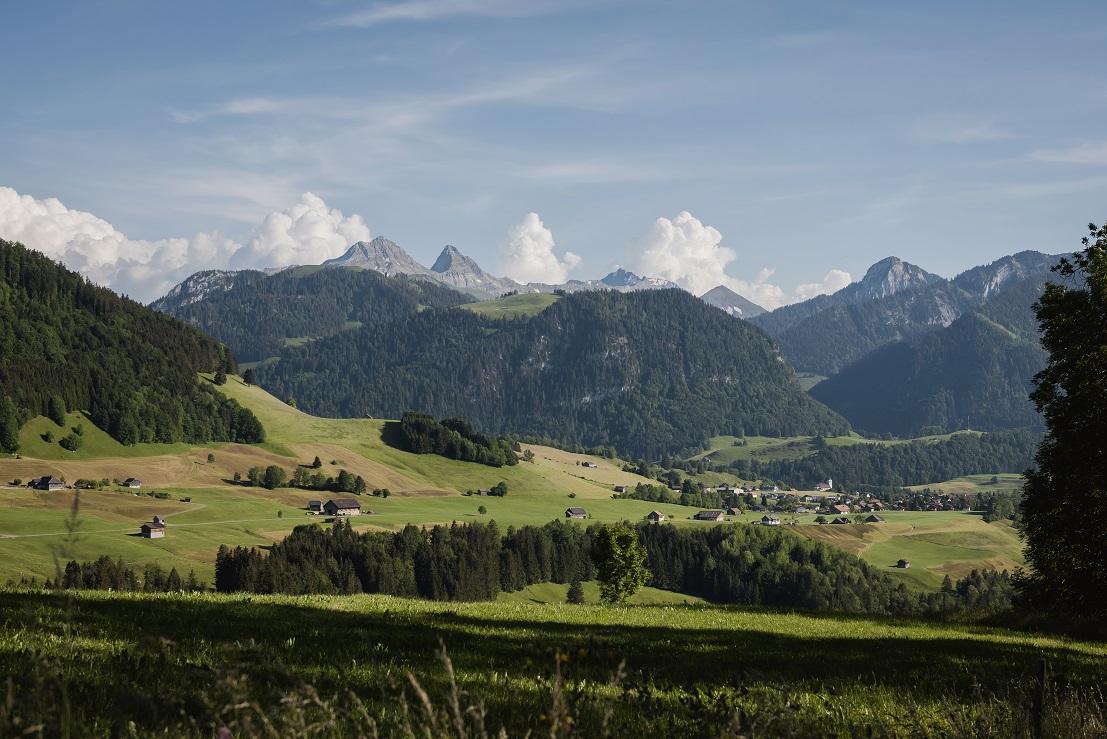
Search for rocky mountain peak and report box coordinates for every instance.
[323,236,432,277]
[856,256,941,300]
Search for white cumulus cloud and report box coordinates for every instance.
[793,269,853,302]
[499,212,580,284]
[230,192,370,269]
[0,187,369,303]
[632,210,850,309]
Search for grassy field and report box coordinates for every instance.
[908,473,1026,495]
[460,292,560,319]
[496,580,706,606]
[791,511,1023,590]
[0,378,1024,590]
[0,590,1102,737]
[693,431,984,465]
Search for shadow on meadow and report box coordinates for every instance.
[1,591,1104,736]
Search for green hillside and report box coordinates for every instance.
[0,239,263,451]
[256,289,851,458]
[154,265,469,362]
[812,278,1047,436]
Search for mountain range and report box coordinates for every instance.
[149,234,1063,452]
[153,236,732,315]
[749,251,1059,376]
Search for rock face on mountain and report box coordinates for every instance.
[149,270,264,312]
[951,250,1059,299]
[323,237,436,278]
[430,245,519,298]
[700,285,767,319]
[751,252,1060,376]
[850,257,943,301]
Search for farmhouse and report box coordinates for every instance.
[565,507,588,519]
[814,481,833,492]
[693,510,725,522]
[864,514,885,523]
[646,510,666,523]
[33,476,64,491]
[832,504,851,515]
[140,515,166,539]
[897,559,911,569]
[308,500,322,512]
[830,516,851,525]
[759,484,779,492]
[582,461,598,469]
[725,506,743,516]
[323,499,361,516]
[122,478,142,489]
[613,485,628,494]
[761,515,781,526]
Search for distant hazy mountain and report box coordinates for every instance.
[751,252,1060,376]
[700,285,767,319]
[811,276,1048,436]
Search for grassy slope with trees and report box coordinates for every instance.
[0,377,1028,587]
[0,240,263,451]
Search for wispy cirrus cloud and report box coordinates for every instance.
[1029,140,1107,165]
[522,161,663,184]
[910,116,1015,144]
[321,0,569,28]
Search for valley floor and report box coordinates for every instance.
[0,376,1022,589]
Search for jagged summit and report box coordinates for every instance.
[323,236,433,277]
[853,256,942,300]
[430,244,519,297]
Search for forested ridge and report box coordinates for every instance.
[811,278,1047,436]
[256,289,850,458]
[155,266,470,362]
[734,430,1038,489]
[212,519,1012,615]
[0,239,264,450]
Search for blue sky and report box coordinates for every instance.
[3,1,1107,304]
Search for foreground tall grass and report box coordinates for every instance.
[0,590,1104,737]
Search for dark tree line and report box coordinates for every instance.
[255,289,851,458]
[154,266,469,362]
[0,239,264,451]
[392,412,519,467]
[213,520,1008,617]
[49,556,207,593]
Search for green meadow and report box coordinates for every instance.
[1,590,1103,737]
[459,291,560,319]
[694,431,983,466]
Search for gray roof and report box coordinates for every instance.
[327,499,360,509]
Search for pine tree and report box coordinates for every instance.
[213,369,227,386]
[567,579,585,604]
